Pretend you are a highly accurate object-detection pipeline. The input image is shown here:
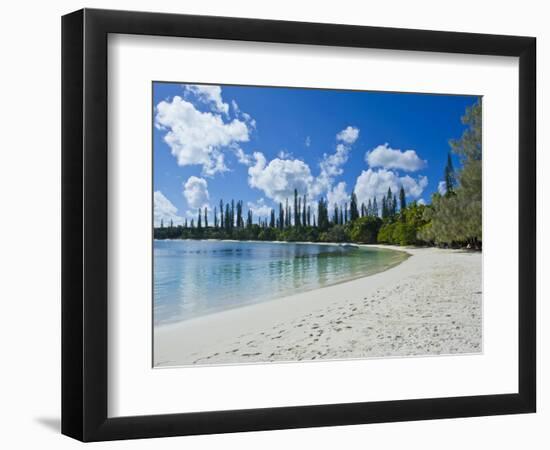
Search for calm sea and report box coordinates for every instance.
[154,240,408,325]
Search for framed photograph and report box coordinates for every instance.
[62,8,536,441]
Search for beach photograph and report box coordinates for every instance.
[152,82,482,368]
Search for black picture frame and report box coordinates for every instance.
[62,8,536,442]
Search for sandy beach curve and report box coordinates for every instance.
[154,245,482,367]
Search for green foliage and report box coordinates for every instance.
[419,100,482,248]
[377,202,428,245]
[320,225,349,243]
[349,216,382,244]
[444,152,456,194]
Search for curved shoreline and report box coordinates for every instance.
[154,246,482,367]
[154,240,410,326]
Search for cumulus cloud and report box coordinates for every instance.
[327,181,350,209]
[234,147,253,166]
[336,126,359,144]
[183,176,210,209]
[154,191,183,226]
[417,198,427,205]
[365,143,426,172]
[247,198,272,219]
[155,96,250,176]
[248,127,360,203]
[314,143,351,196]
[438,180,447,196]
[354,168,428,207]
[184,84,229,115]
[248,152,314,204]
[277,149,293,159]
[231,99,240,114]
[241,112,256,129]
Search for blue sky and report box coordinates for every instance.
[153,82,479,226]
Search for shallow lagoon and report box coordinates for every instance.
[154,240,408,325]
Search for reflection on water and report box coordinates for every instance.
[154,240,407,325]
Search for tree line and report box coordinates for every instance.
[155,187,401,244]
[155,100,482,249]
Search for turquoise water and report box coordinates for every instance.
[154,240,408,325]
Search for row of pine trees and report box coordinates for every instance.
[159,186,407,232]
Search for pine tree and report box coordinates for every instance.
[219,200,224,229]
[307,205,311,226]
[399,186,406,211]
[294,189,299,227]
[419,100,482,247]
[225,204,230,230]
[317,198,329,231]
[373,198,378,217]
[270,209,275,228]
[386,187,393,215]
[170,219,173,228]
[444,152,456,195]
[302,194,307,226]
[204,207,208,228]
[350,192,359,221]
[333,204,339,225]
[344,202,348,223]
[214,207,218,228]
[236,201,243,228]
[160,219,164,228]
[288,204,292,227]
[197,208,202,229]
[278,202,284,230]
[297,196,302,227]
[230,200,235,229]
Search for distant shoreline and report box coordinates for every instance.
[153,237,480,252]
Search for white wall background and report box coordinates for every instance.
[0,1,545,448]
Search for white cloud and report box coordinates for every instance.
[438,180,447,196]
[154,191,183,226]
[277,149,293,159]
[336,126,359,144]
[354,168,428,207]
[248,127,359,203]
[184,84,229,115]
[417,198,427,205]
[305,136,311,147]
[248,152,314,204]
[247,198,272,219]
[233,147,253,166]
[365,143,426,172]
[231,100,240,114]
[314,143,351,196]
[155,96,250,176]
[241,112,256,128]
[183,176,210,209]
[315,127,360,194]
[327,181,350,209]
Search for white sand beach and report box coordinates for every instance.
[154,246,482,367]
